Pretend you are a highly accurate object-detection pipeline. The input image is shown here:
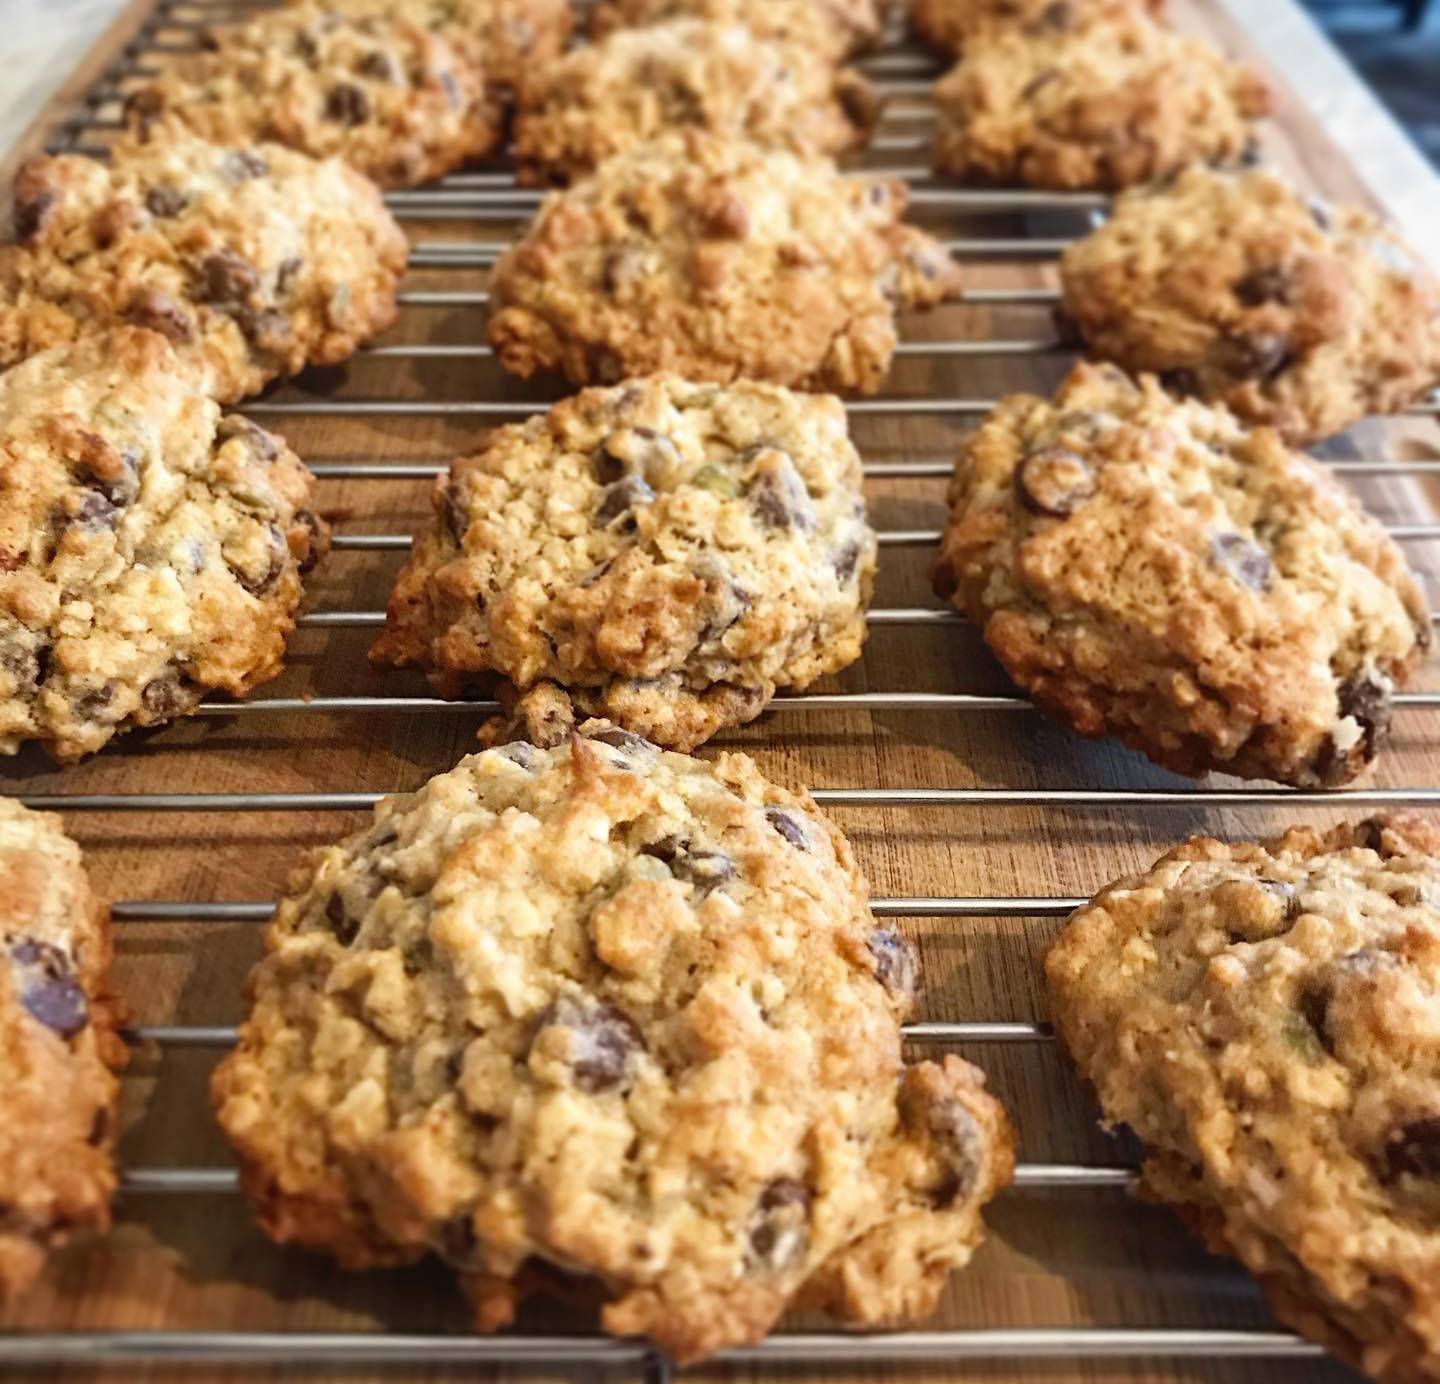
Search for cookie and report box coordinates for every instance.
[0,799,125,1298]
[371,375,878,750]
[513,21,880,186]
[910,0,1160,55]
[931,363,1430,788]
[1,135,407,406]
[1047,814,1440,1384]
[487,131,962,393]
[213,731,1015,1363]
[0,328,329,762]
[126,4,498,190]
[590,0,887,62]
[1059,165,1440,445]
[321,0,574,95]
[932,10,1269,189]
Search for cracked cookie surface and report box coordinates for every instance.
[487,130,961,393]
[1059,165,1440,445]
[0,799,124,1299]
[371,375,877,750]
[932,9,1268,189]
[0,328,328,761]
[513,20,879,185]
[2,135,407,405]
[127,4,498,189]
[590,0,887,62]
[213,731,1014,1363]
[931,363,1429,787]
[1047,814,1440,1384]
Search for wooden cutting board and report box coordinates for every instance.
[2,1,1439,1380]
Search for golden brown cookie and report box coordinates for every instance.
[0,799,125,1298]
[932,363,1430,788]
[2,136,407,405]
[488,131,961,393]
[591,0,887,62]
[1059,165,1440,445]
[1048,814,1440,1384]
[932,10,1269,189]
[910,0,1160,55]
[0,328,329,761]
[214,732,1014,1363]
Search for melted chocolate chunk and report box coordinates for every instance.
[929,1098,986,1206]
[747,1178,811,1272]
[868,929,919,1003]
[325,82,371,125]
[1382,1117,1440,1181]
[145,184,189,219]
[13,189,55,242]
[595,474,656,528]
[220,149,268,181]
[140,668,199,720]
[124,285,194,343]
[8,939,88,1038]
[216,414,280,461]
[1234,266,1293,307]
[1014,448,1095,517]
[1220,331,1293,380]
[643,837,735,895]
[1210,532,1273,592]
[765,806,810,850]
[201,248,260,304]
[532,996,645,1093]
[229,523,288,596]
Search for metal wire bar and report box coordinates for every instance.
[26,788,1440,812]
[392,286,1066,307]
[324,521,1440,552]
[117,1163,1133,1195]
[379,187,1105,212]
[109,896,1088,923]
[0,1328,1322,1365]
[357,338,1069,361]
[397,233,1073,254]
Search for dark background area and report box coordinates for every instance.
[1303,0,1440,167]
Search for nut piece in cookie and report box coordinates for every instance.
[910,0,1162,56]
[931,363,1429,787]
[513,21,881,186]
[590,0,887,62]
[1,135,407,405]
[487,131,962,393]
[0,800,125,1298]
[213,733,1014,1362]
[371,375,878,750]
[126,5,498,189]
[1059,165,1440,445]
[0,328,330,762]
[319,0,574,96]
[1047,814,1440,1384]
[932,10,1269,189]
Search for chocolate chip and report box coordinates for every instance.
[1354,817,1387,853]
[493,741,536,770]
[68,489,121,533]
[1210,532,1272,592]
[74,681,115,720]
[325,82,370,125]
[642,837,735,895]
[745,453,815,531]
[201,248,259,304]
[229,523,288,596]
[1220,331,1293,381]
[140,669,199,720]
[1237,137,1263,168]
[595,475,655,528]
[145,184,188,218]
[220,149,268,181]
[1013,448,1095,517]
[216,414,280,461]
[1316,677,1393,785]
[359,49,397,80]
[765,806,809,850]
[1309,198,1332,232]
[294,509,324,574]
[236,309,293,353]
[593,428,680,485]
[1381,1117,1440,1181]
[1234,266,1293,307]
[441,481,469,546]
[0,634,49,692]
[13,189,55,242]
[1160,367,1201,397]
[868,929,919,1003]
[833,540,861,585]
[1039,0,1074,25]
[532,996,645,1093]
[124,285,193,343]
[929,1098,986,1206]
[324,892,359,944]
[275,255,304,295]
[746,1178,810,1272]
[1296,982,1334,1057]
[8,939,87,1038]
[588,726,658,759]
[435,1212,481,1267]
[1021,68,1060,100]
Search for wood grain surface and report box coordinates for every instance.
[2,1,1439,1380]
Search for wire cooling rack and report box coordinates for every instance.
[4,0,1440,1377]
